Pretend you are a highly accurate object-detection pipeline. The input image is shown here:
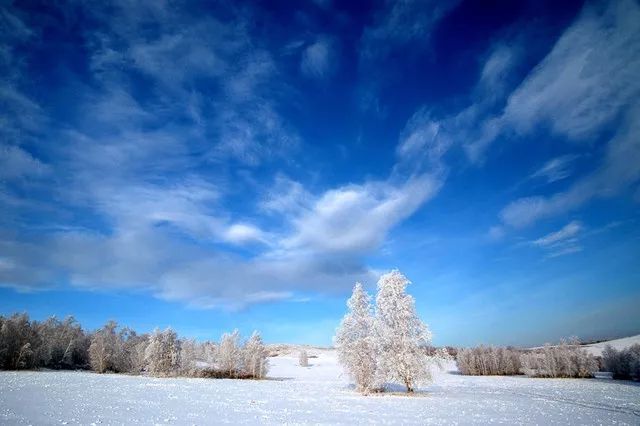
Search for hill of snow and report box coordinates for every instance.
[582,334,640,357]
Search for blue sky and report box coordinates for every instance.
[1,0,639,347]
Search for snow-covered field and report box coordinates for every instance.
[1,349,639,425]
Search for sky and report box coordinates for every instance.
[1,0,639,347]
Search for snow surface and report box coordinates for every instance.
[582,334,640,357]
[1,348,639,425]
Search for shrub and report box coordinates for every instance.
[299,350,309,367]
[602,344,640,380]
[456,346,522,376]
[520,339,597,378]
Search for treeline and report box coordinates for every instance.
[0,313,268,379]
[602,344,640,380]
[457,339,604,379]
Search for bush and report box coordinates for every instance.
[456,346,522,376]
[299,350,309,367]
[602,344,640,380]
[520,339,597,378]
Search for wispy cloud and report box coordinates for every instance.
[532,220,581,247]
[358,0,460,114]
[467,1,640,163]
[530,221,582,258]
[491,1,640,229]
[0,145,49,180]
[360,0,459,61]
[301,36,337,80]
[530,154,580,183]
[501,106,640,228]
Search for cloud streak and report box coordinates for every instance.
[531,221,583,258]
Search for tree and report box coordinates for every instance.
[0,313,38,370]
[457,346,522,376]
[298,349,309,367]
[375,270,433,392]
[521,339,597,378]
[243,331,268,379]
[89,321,119,373]
[179,338,198,375]
[602,344,640,380]
[218,329,241,377]
[145,328,180,376]
[334,283,378,393]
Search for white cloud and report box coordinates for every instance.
[358,0,460,115]
[501,105,640,228]
[467,0,640,162]
[477,0,640,229]
[528,220,583,258]
[0,145,49,180]
[301,36,336,79]
[283,174,441,254]
[546,245,582,258]
[530,154,579,183]
[87,5,298,167]
[396,108,449,166]
[360,0,459,61]
[532,220,582,248]
[477,45,519,99]
[224,223,267,245]
[0,0,454,310]
[260,175,312,215]
[401,42,521,170]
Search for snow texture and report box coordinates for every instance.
[1,349,639,425]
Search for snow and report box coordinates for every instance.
[2,348,639,425]
[582,334,640,357]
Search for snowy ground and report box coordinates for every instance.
[1,349,639,425]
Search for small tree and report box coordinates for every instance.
[375,270,435,392]
[145,328,180,376]
[179,339,198,375]
[334,283,378,393]
[520,338,597,378]
[218,330,241,377]
[89,321,119,373]
[243,331,268,378]
[602,344,640,380]
[0,313,38,370]
[298,349,309,367]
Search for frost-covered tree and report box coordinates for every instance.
[375,270,435,392]
[36,316,89,369]
[602,344,640,380]
[520,338,597,378]
[145,328,181,376]
[243,331,268,379]
[0,313,38,369]
[201,341,217,367]
[218,329,241,377]
[298,349,309,367]
[127,333,149,374]
[179,338,198,375]
[457,346,522,376]
[334,283,378,393]
[89,321,119,373]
